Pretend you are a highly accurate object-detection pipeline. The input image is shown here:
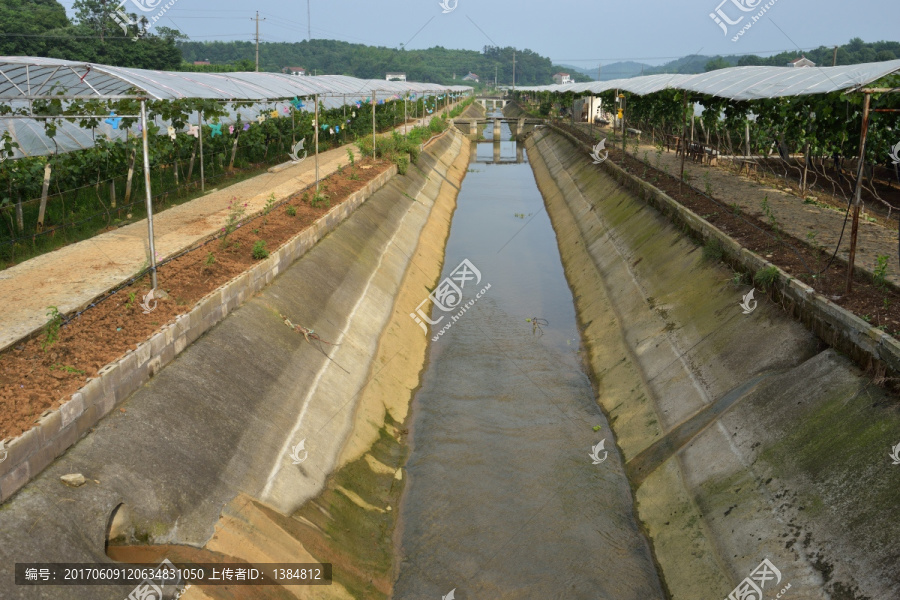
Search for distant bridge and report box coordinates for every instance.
[474,96,510,109]
[451,116,543,139]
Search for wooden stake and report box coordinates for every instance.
[846,93,872,294]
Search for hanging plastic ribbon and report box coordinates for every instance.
[105,112,122,129]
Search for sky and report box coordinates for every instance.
[58,0,900,67]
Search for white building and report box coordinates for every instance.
[787,56,816,68]
[462,72,479,82]
[553,72,573,85]
[386,72,407,81]
[284,67,307,76]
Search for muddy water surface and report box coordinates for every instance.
[394,120,665,599]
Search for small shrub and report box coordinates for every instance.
[348,171,360,181]
[125,292,136,310]
[702,171,714,196]
[760,195,780,239]
[221,198,248,245]
[347,148,355,166]
[263,192,276,215]
[252,240,269,260]
[396,155,410,175]
[702,238,724,262]
[286,205,297,217]
[874,254,889,290]
[310,193,330,208]
[754,266,779,290]
[205,252,216,266]
[42,306,62,351]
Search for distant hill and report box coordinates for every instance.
[556,62,652,81]
[178,39,592,85]
[558,39,900,83]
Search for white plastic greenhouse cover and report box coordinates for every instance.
[517,59,900,100]
[0,57,471,157]
[0,57,471,100]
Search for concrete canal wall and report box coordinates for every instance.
[526,128,900,600]
[0,129,471,599]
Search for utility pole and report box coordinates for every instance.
[252,12,266,72]
[307,0,312,41]
[512,50,516,93]
[832,45,838,66]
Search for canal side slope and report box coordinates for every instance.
[527,128,900,600]
[0,130,470,600]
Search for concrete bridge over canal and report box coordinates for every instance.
[474,95,510,110]
[452,116,544,139]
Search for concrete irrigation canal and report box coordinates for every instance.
[1,103,899,600]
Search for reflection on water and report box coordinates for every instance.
[394,131,664,599]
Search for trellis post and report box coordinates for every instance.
[845,92,872,294]
[140,99,158,290]
[679,91,688,194]
[372,90,377,160]
[198,110,205,192]
[314,94,320,193]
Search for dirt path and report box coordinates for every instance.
[0,111,455,353]
[573,123,900,288]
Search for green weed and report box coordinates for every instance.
[873,254,889,290]
[42,306,62,351]
[252,240,269,260]
[754,266,779,290]
[702,238,724,262]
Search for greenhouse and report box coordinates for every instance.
[517,59,900,291]
[0,57,473,278]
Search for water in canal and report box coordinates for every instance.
[393,117,665,599]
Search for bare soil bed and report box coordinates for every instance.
[0,158,392,441]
